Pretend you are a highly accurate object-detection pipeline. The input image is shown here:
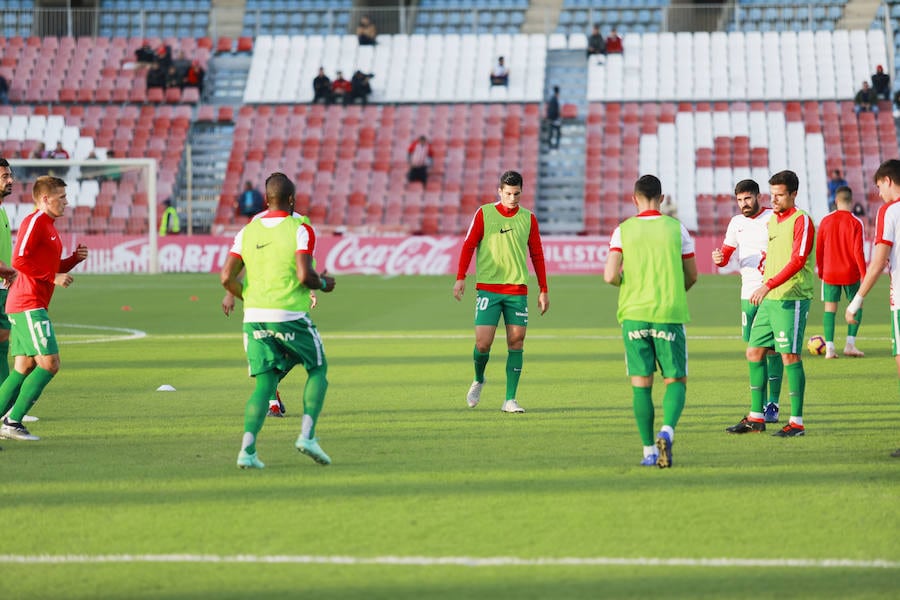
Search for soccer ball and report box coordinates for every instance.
[807,335,827,355]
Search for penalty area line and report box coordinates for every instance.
[0,555,896,569]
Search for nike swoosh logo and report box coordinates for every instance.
[255,243,271,249]
[50,236,57,240]
[499,228,513,234]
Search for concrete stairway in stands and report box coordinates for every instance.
[534,48,588,234]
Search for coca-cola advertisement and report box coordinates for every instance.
[63,234,729,275]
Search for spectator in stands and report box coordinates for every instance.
[357,15,377,46]
[146,62,166,90]
[586,24,606,61]
[606,28,623,54]
[332,71,352,105]
[827,169,848,212]
[854,81,878,115]
[545,86,561,150]
[184,61,205,95]
[165,65,181,90]
[159,198,181,236]
[156,44,173,72]
[135,44,156,64]
[349,70,373,106]
[893,89,900,119]
[407,135,433,187]
[872,65,890,101]
[0,74,8,105]
[173,51,192,82]
[26,142,47,178]
[102,149,122,182]
[237,181,264,218]
[312,67,332,104]
[28,142,47,160]
[490,56,509,87]
[49,142,69,160]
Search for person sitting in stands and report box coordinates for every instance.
[490,56,509,87]
[357,15,377,45]
[605,28,623,54]
[332,71,352,105]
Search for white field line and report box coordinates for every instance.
[56,324,147,345]
[0,554,896,568]
[148,333,896,343]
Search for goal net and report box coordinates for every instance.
[5,157,164,272]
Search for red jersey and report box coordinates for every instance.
[815,209,866,285]
[7,210,81,313]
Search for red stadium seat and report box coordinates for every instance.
[216,37,233,53]
[237,37,253,53]
[146,87,165,103]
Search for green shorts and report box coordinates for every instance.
[891,309,900,357]
[748,299,810,354]
[9,309,59,357]
[621,320,688,378]
[740,299,760,343]
[243,317,327,377]
[473,290,529,327]
[821,281,860,303]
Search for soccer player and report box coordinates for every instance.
[0,159,17,378]
[453,170,549,413]
[221,172,335,469]
[222,209,317,418]
[0,176,88,441]
[845,159,900,457]
[605,175,696,468]
[712,179,783,423]
[816,185,867,358]
[727,170,814,437]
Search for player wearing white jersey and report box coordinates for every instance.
[713,180,783,424]
[846,160,900,457]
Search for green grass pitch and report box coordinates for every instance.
[2,273,898,599]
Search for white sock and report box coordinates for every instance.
[749,411,765,420]
[660,425,674,441]
[241,432,255,452]
[643,445,657,458]
[790,416,804,426]
[826,341,836,351]
[846,336,856,346]
[300,414,314,440]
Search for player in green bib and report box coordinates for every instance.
[605,175,697,468]
[727,170,815,437]
[0,159,16,391]
[222,212,316,418]
[453,171,549,413]
[221,173,336,469]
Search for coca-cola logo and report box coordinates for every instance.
[325,236,459,275]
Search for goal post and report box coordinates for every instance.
[6,157,161,273]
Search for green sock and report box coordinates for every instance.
[8,367,54,422]
[242,371,278,455]
[823,311,836,343]
[271,370,286,403]
[785,361,805,418]
[662,381,686,428]
[473,348,489,383]
[0,341,9,384]
[632,386,654,446]
[748,360,766,414]
[848,308,862,338]
[766,353,783,405]
[301,365,328,439]
[505,349,523,400]
[0,369,26,416]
